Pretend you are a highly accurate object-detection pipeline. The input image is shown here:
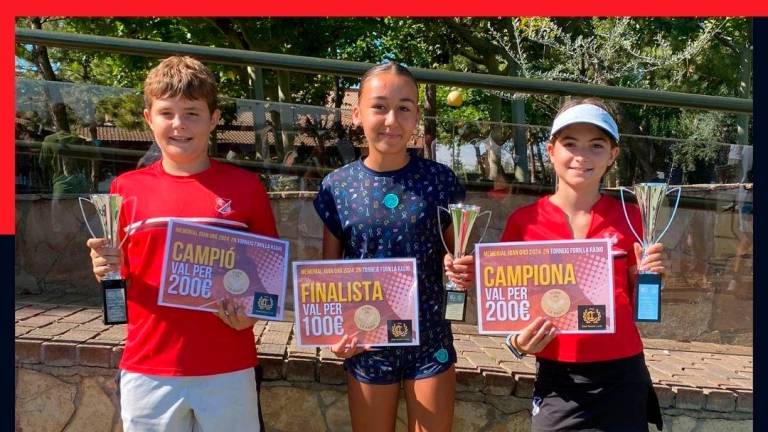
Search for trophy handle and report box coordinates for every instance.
[618,187,645,248]
[118,196,138,249]
[436,206,452,255]
[476,210,493,244]
[78,197,99,239]
[654,186,682,245]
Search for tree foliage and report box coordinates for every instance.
[16,17,751,184]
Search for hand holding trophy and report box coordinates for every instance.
[619,181,681,322]
[79,194,136,325]
[438,203,491,321]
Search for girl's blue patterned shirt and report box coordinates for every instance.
[313,154,466,334]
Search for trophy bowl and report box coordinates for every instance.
[437,203,491,321]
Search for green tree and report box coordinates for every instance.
[17,18,750,184]
[377,18,750,183]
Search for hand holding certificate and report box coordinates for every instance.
[158,220,289,320]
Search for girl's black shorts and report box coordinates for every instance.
[531,353,663,431]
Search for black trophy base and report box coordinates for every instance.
[444,289,467,322]
[634,272,662,323]
[102,279,128,325]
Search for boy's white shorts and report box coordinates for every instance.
[119,367,261,432]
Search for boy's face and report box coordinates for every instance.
[547,123,619,190]
[143,96,220,169]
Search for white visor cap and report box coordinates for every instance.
[549,104,620,143]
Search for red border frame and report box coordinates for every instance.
[6,2,768,16]
[2,17,14,235]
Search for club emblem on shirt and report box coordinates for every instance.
[383,193,399,209]
[215,197,232,215]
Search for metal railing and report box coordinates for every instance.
[15,28,754,206]
[16,28,752,114]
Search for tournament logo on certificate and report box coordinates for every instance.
[476,239,614,334]
[292,258,419,347]
[578,305,607,330]
[158,220,289,320]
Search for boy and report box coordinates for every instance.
[87,56,275,431]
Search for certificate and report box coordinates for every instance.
[158,219,289,320]
[292,258,419,347]
[476,239,614,334]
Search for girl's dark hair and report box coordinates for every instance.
[552,97,619,148]
[358,61,418,100]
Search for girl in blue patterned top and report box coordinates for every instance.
[313,62,473,432]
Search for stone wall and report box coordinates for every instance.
[15,303,753,432]
[15,363,752,432]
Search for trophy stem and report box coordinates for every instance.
[102,271,123,281]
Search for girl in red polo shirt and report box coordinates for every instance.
[491,98,664,431]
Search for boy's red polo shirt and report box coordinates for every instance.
[113,160,278,376]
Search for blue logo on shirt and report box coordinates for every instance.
[434,348,449,363]
[383,193,399,209]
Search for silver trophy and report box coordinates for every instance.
[438,203,491,321]
[619,182,681,322]
[79,194,136,325]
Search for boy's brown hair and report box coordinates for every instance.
[143,56,218,114]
